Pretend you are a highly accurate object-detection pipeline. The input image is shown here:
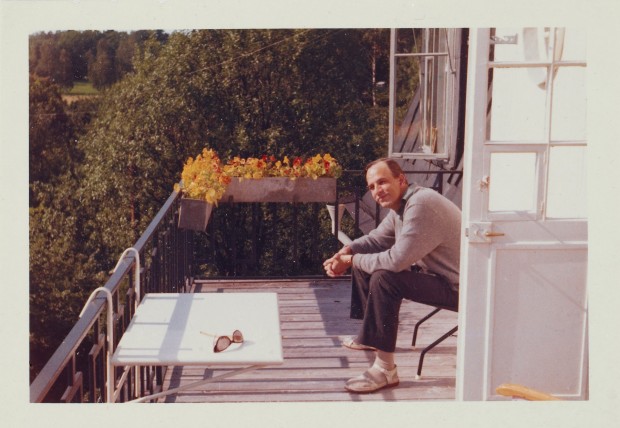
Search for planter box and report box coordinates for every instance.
[220,177,337,203]
[178,177,337,231]
[178,198,214,231]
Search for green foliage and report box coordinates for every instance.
[29,30,169,89]
[87,37,117,89]
[29,179,102,381]
[28,75,102,380]
[29,76,77,189]
[30,35,74,87]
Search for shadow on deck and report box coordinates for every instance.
[162,278,457,402]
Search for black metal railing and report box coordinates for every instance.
[30,190,194,403]
[192,168,462,278]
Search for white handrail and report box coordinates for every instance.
[79,248,142,402]
[112,247,141,309]
[79,287,114,403]
[112,247,141,399]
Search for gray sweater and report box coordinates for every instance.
[350,185,461,289]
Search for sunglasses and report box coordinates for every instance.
[201,330,244,353]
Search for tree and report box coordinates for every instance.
[30,34,74,88]
[29,179,100,382]
[33,38,58,78]
[28,76,100,381]
[56,48,74,87]
[88,38,116,88]
[29,76,76,188]
[57,30,101,81]
[114,34,136,77]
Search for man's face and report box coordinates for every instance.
[366,162,406,211]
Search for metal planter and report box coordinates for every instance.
[178,198,214,231]
[220,177,337,203]
[178,177,337,231]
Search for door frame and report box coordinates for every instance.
[455,28,589,401]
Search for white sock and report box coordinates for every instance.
[374,350,395,371]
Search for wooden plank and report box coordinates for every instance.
[161,278,457,403]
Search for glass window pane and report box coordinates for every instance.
[492,27,556,64]
[557,28,586,62]
[395,28,422,54]
[491,27,527,62]
[551,66,586,141]
[394,55,422,152]
[547,146,587,218]
[489,68,547,141]
[491,28,585,64]
[489,152,538,212]
[393,30,449,156]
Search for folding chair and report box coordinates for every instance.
[411,304,458,379]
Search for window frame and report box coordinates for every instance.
[388,28,464,168]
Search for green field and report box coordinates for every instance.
[67,81,99,95]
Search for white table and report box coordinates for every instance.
[111,292,283,402]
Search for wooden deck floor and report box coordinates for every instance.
[160,278,458,403]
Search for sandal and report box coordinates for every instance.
[341,336,376,351]
[345,364,399,393]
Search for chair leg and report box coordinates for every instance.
[412,308,441,347]
[416,326,458,379]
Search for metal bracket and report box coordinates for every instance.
[491,34,518,45]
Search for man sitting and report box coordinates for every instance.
[323,158,461,393]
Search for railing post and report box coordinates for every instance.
[79,287,114,403]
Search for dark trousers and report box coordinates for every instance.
[350,267,458,353]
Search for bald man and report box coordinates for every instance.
[324,158,461,393]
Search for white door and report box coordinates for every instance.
[456,28,588,400]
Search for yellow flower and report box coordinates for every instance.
[177,148,230,205]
